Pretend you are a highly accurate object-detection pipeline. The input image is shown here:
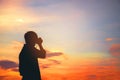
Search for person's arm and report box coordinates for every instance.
[35,37,46,58]
[37,43,46,58]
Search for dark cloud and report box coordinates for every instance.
[39,51,66,69]
[110,44,120,56]
[40,64,50,69]
[48,59,61,64]
[40,59,61,69]
[0,60,18,69]
[46,51,64,58]
[11,68,19,72]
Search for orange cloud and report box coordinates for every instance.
[110,44,120,56]
[105,38,120,42]
[40,63,120,80]
[0,57,120,80]
[105,38,113,41]
[0,68,21,80]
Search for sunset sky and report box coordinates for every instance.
[0,0,120,80]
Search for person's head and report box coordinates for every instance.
[24,31,38,46]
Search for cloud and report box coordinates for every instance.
[0,68,21,80]
[0,0,26,8]
[0,41,23,61]
[11,68,19,72]
[40,51,66,69]
[48,59,61,64]
[105,38,113,41]
[0,60,18,69]
[87,75,97,80]
[110,44,120,56]
[40,64,50,69]
[40,59,62,69]
[0,76,6,80]
[46,51,64,58]
[105,37,120,42]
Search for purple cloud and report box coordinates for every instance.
[39,51,66,69]
[46,51,64,58]
[0,60,18,69]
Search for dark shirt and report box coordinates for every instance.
[19,44,46,80]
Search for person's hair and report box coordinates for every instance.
[24,31,38,44]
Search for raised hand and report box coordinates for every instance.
[37,37,43,45]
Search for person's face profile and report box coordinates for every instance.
[31,35,38,45]
[25,31,38,46]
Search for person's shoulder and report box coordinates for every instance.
[24,44,29,48]
[19,44,28,55]
[20,44,28,52]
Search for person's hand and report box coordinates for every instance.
[37,37,43,44]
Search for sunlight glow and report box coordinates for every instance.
[16,18,24,23]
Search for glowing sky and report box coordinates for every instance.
[0,0,120,80]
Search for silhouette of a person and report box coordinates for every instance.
[19,31,46,80]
